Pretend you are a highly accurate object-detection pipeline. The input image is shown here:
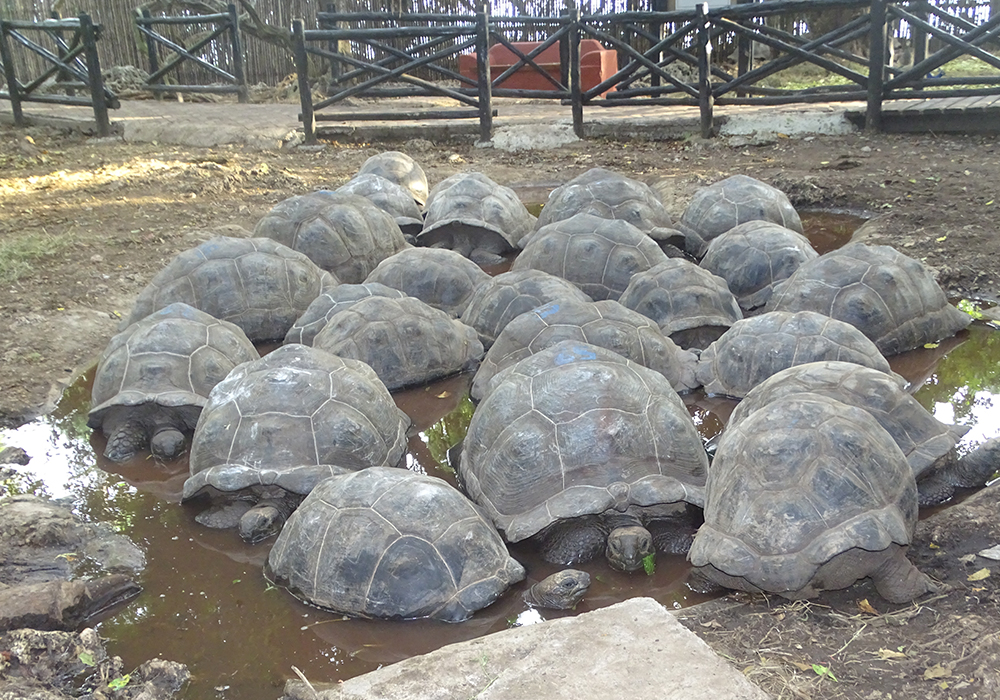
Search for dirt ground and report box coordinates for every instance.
[1,117,999,700]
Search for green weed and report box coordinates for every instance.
[0,233,74,284]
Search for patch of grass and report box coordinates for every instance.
[941,55,1000,78]
[0,232,74,284]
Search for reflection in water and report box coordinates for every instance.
[2,318,999,700]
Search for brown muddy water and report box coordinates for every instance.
[2,210,999,700]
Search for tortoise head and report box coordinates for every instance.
[605,525,654,572]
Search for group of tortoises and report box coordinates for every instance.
[85,151,997,623]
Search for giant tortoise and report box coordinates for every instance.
[765,242,972,355]
[182,344,410,543]
[267,467,525,622]
[688,393,939,603]
[253,190,409,284]
[89,303,259,463]
[123,236,338,343]
[460,340,709,572]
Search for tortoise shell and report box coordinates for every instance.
[689,393,920,599]
[729,360,968,479]
[512,213,670,302]
[336,173,424,237]
[181,344,410,502]
[696,310,894,398]
[471,298,699,401]
[313,295,484,391]
[124,237,338,343]
[765,242,972,356]
[530,167,684,253]
[283,282,406,346]
[618,258,743,350]
[460,340,708,543]
[699,220,818,312]
[253,190,409,284]
[267,467,525,622]
[364,247,491,318]
[357,151,429,206]
[460,269,593,349]
[418,172,535,261]
[680,175,802,258]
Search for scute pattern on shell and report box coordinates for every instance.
[283,282,407,346]
[696,310,894,398]
[532,167,678,239]
[728,361,969,479]
[312,295,484,391]
[182,344,410,501]
[357,151,429,206]
[699,220,818,311]
[618,258,742,348]
[512,213,670,301]
[461,341,708,543]
[460,269,593,349]
[688,393,918,596]
[336,173,424,236]
[124,236,338,342]
[89,303,259,434]
[680,175,803,258]
[267,467,525,622]
[471,298,699,401]
[364,247,491,317]
[765,242,972,356]
[418,172,535,256]
[253,190,409,284]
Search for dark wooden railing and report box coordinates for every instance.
[0,13,118,136]
[136,3,249,103]
[295,0,1000,141]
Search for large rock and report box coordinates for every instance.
[282,598,769,700]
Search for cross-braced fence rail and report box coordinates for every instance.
[0,13,118,136]
[294,0,1000,141]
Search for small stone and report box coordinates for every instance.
[977,545,1000,560]
[90,254,103,263]
[448,153,465,163]
[861,146,872,153]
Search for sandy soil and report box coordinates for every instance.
[1,119,999,700]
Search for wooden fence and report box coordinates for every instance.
[293,0,1000,141]
[0,0,994,86]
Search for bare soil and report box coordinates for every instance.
[1,119,999,700]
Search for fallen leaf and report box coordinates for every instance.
[858,598,879,615]
[924,664,952,680]
[936,236,947,242]
[876,648,907,660]
[923,342,940,349]
[792,661,812,672]
[968,568,991,581]
[700,620,723,629]
[436,391,451,399]
[929,542,940,549]
[986,200,994,206]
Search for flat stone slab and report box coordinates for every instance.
[283,597,770,700]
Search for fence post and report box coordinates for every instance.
[912,0,928,80]
[697,2,713,138]
[228,4,248,103]
[866,0,887,133]
[292,19,316,144]
[141,9,162,100]
[736,0,753,96]
[50,11,76,97]
[324,2,342,84]
[650,0,668,88]
[80,13,111,137]
[0,18,24,126]
[568,0,583,138]
[475,0,493,143]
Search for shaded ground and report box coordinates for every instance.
[1,116,999,700]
